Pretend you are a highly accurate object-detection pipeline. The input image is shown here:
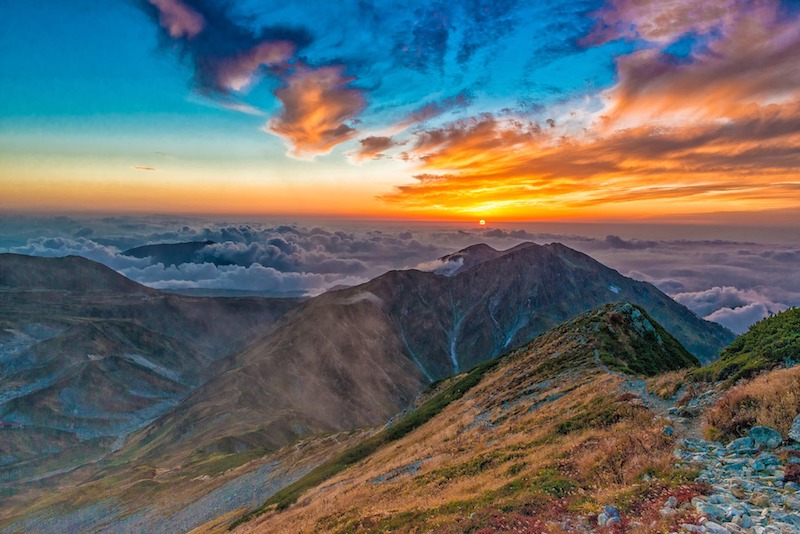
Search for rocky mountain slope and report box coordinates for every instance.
[0,253,299,484]
[125,242,732,469]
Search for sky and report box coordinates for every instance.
[2,0,800,222]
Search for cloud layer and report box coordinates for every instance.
[3,215,798,333]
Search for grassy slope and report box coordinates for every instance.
[690,307,800,386]
[230,356,502,528]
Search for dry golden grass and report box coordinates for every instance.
[232,352,698,533]
[705,366,800,441]
[646,370,688,399]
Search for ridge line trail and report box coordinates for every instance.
[593,349,704,439]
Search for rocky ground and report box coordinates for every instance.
[594,354,800,534]
[672,424,800,534]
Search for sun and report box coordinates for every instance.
[479,219,486,226]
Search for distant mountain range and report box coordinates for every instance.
[0,253,299,482]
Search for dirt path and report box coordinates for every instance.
[593,349,705,439]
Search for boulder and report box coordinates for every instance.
[727,437,758,454]
[749,426,783,449]
[789,414,800,443]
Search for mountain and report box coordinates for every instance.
[122,242,731,468]
[122,240,216,267]
[0,253,147,293]
[218,303,705,532]
[0,244,734,532]
[0,253,300,482]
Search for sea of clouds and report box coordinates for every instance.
[2,215,798,334]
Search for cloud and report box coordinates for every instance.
[400,92,473,128]
[268,65,366,157]
[143,0,311,94]
[120,261,366,296]
[604,235,658,250]
[414,257,464,277]
[671,286,781,318]
[143,1,369,156]
[350,136,402,162]
[147,0,205,39]
[584,0,736,46]
[705,302,786,335]
[213,41,295,92]
[133,166,158,171]
[601,3,800,129]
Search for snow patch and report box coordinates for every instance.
[608,284,620,294]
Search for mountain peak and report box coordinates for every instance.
[561,302,700,376]
[437,241,540,275]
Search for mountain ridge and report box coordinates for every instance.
[118,241,731,470]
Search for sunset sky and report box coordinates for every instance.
[2,0,800,222]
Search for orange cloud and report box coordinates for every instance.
[268,65,366,157]
[148,0,205,39]
[380,0,800,219]
[602,2,800,128]
[381,98,800,217]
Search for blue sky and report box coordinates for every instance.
[2,0,800,220]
